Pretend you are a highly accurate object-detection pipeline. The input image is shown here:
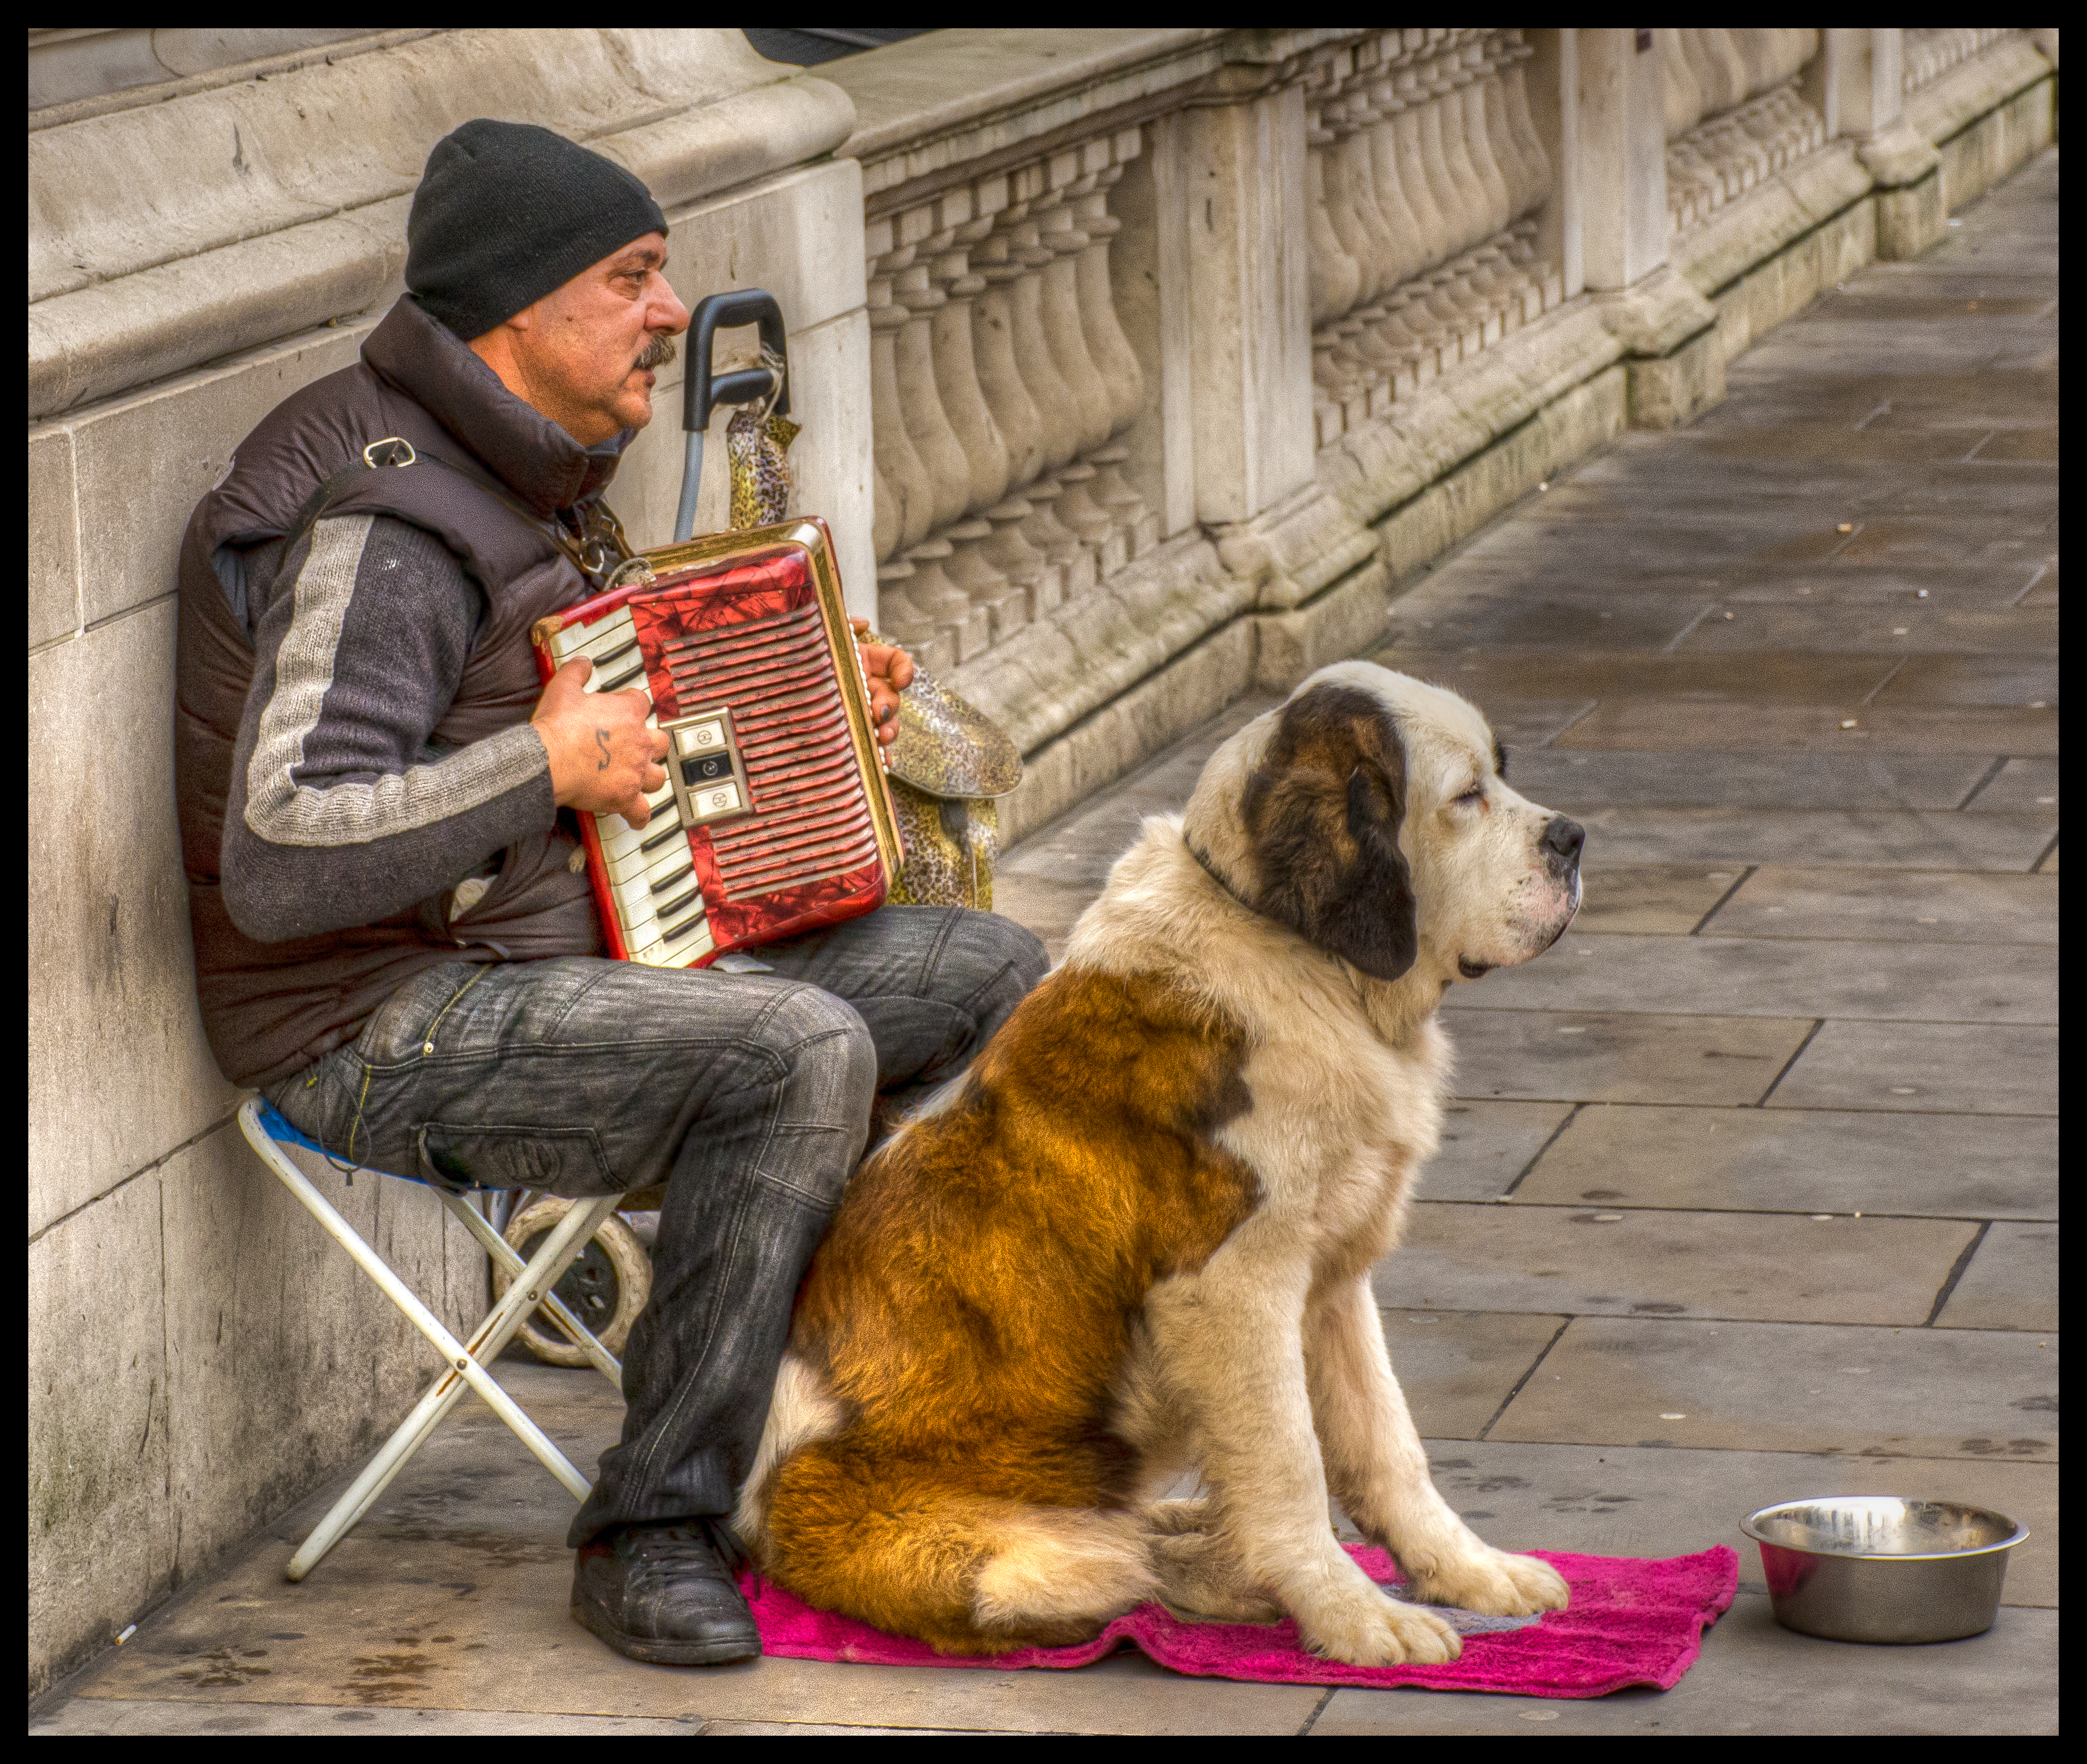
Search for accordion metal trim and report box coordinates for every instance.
[530,517,903,969]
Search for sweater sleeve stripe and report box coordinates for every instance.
[242,513,548,849]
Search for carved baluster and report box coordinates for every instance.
[1036,177,1114,459]
[1074,160,1154,559]
[867,238,936,559]
[892,247,972,537]
[926,208,1023,645]
[1664,28,1703,140]
[1459,40,1512,243]
[996,181,1093,600]
[1005,194,1081,474]
[1433,47,1489,260]
[1306,77,1364,330]
[970,196,1048,491]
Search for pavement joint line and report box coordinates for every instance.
[1857,653,1909,707]
[1687,864,1756,935]
[1297,1686,1338,1734]
[1954,755,2016,810]
[1750,1018,1822,1109]
[1960,430,1998,463]
[2009,560,2052,605]
[2030,829,2060,873]
[1445,1005,2058,1026]
[1852,399,1892,430]
[1923,1220,1994,1326]
[1412,1200,2047,1226]
[1497,1102,1583,1199]
[1473,1316,1573,1442]
[1660,601,1721,653]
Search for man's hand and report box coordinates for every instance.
[531,657,669,825]
[851,618,915,748]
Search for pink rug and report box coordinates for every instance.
[739,1544,1738,1698]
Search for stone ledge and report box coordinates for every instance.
[1905,37,2055,151]
[28,29,855,419]
[1671,138,1874,302]
[1319,297,1626,533]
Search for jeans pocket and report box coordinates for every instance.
[414,1122,619,1197]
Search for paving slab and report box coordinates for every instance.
[1439,931,2055,1025]
[1405,1440,2056,1608]
[1700,864,2056,944]
[1488,1317,2058,1461]
[1501,748,1993,811]
[1514,1104,2058,1221]
[1382,648,1902,707]
[1961,756,2060,813]
[1377,1204,1974,1327]
[1420,1101,1576,1201]
[989,872,1100,966]
[1934,1223,2059,1333]
[1445,1011,1814,1107]
[1554,699,2057,756]
[32,1699,709,1735]
[1677,605,2056,656]
[67,1530,1322,1734]
[1566,864,1739,935]
[1309,1597,2056,1735]
[1559,805,2055,870]
[1377,1310,1567,1440]
[1766,1021,2058,1116]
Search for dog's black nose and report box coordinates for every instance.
[1540,815,1584,869]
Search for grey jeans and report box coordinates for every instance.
[265,905,1046,1547]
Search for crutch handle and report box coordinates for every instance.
[674,289,790,542]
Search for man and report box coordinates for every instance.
[174,118,1047,1667]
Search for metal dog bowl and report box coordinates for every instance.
[1741,1497,2027,1643]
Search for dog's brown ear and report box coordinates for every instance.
[1241,684,1418,980]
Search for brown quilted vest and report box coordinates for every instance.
[176,296,628,1089]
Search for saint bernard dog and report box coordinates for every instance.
[735,661,1585,1666]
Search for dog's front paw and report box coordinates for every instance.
[1297,1581,1462,1668]
[1410,1546,1569,1618]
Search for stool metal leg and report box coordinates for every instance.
[436,1191,624,1386]
[239,1103,620,1581]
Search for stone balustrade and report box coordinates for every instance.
[1662,29,1824,238]
[1306,28,1562,450]
[865,128,1158,675]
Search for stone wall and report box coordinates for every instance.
[25,22,2056,1699]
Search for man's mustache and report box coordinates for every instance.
[636,332,678,373]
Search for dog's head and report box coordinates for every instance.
[1181,661,1582,985]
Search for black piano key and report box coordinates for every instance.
[649,863,694,896]
[662,914,707,944]
[640,817,684,854]
[657,888,702,923]
[599,665,647,694]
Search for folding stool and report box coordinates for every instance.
[237,1095,629,1581]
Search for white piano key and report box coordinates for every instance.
[603,819,688,887]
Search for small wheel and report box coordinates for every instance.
[492,1197,652,1367]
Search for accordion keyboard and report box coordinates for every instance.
[545,603,715,969]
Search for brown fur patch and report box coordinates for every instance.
[759,966,1259,1654]
[1240,683,1417,980]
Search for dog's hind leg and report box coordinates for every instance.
[970,1506,1158,1646]
[763,1446,1156,1654]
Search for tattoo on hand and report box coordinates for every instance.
[595,729,612,771]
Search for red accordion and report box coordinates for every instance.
[531,518,903,969]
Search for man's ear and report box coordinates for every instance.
[1242,684,1418,981]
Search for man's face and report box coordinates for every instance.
[492,234,691,446]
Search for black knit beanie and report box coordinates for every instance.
[405,118,669,342]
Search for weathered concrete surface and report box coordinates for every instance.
[33,147,2056,1739]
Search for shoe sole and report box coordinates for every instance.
[571,1600,762,1667]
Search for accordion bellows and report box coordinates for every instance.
[532,519,902,968]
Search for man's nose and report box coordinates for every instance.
[1540,815,1584,870]
[653,282,692,335]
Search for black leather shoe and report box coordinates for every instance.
[571,1519,761,1665]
